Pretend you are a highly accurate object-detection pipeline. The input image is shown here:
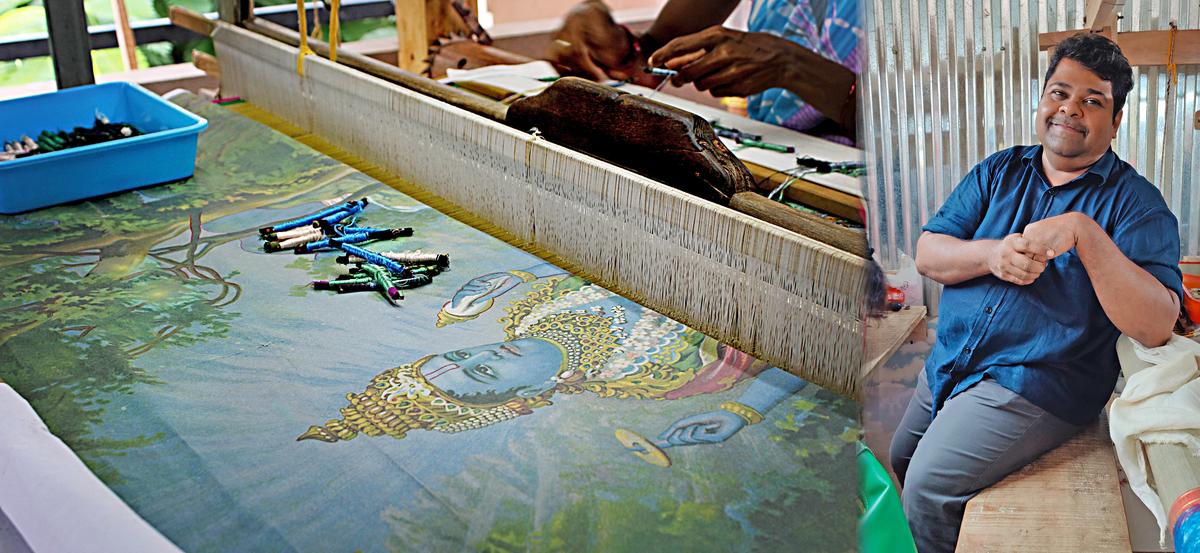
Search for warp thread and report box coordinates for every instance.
[217,25,868,396]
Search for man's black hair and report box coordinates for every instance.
[1044,33,1134,119]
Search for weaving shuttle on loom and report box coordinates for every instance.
[168,5,869,397]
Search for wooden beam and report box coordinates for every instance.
[1039,28,1200,66]
[428,39,534,78]
[43,0,95,89]
[1085,0,1122,31]
[110,0,138,71]
[729,192,867,257]
[191,50,220,79]
[169,6,506,119]
[394,0,427,73]
[244,17,509,120]
[1038,28,1115,51]
[170,5,217,36]
[1117,28,1200,66]
[744,161,863,223]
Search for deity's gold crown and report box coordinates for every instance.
[298,310,626,443]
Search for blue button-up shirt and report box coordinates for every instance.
[922,145,1184,425]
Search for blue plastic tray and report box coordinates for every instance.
[0,82,207,214]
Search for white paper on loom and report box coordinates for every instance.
[441,60,559,97]
[0,384,183,553]
[620,84,865,198]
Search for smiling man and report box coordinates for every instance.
[888,33,1184,553]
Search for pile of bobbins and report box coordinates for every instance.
[257,197,450,305]
[1,115,143,162]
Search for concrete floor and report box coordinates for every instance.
[862,319,936,485]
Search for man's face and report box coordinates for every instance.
[1035,57,1123,162]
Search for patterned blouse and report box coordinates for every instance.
[746,0,861,143]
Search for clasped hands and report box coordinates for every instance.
[989,212,1094,286]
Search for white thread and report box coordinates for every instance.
[214,26,869,397]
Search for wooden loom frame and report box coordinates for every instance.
[205,12,871,398]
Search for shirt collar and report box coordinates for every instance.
[1022,145,1116,188]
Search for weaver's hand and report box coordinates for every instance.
[648,26,802,97]
[1022,213,1088,259]
[657,410,746,446]
[988,233,1049,286]
[549,1,646,82]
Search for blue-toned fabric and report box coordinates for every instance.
[746,0,860,139]
[922,146,1184,426]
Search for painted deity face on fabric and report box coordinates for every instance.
[1036,58,1123,165]
[420,337,563,404]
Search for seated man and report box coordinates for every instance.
[548,0,860,142]
[888,33,1184,553]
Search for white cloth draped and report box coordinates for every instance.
[1109,335,1200,545]
[0,384,182,553]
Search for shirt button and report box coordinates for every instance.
[984,306,993,314]
[962,347,972,354]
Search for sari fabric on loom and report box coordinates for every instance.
[0,95,858,553]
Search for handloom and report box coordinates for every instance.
[0,94,861,553]
[195,15,870,398]
[203,13,871,259]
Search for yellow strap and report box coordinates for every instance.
[329,0,340,63]
[295,0,316,76]
[1167,22,1178,87]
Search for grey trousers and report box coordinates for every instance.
[889,370,1085,553]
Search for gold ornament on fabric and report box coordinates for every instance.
[297,356,536,443]
[507,269,537,283]
[302,307,629,443]
[719,401,765,425]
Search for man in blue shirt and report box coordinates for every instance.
[889,33,1183,553]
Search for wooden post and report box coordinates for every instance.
[1085,0,1122,31]
[218,0,252,25]
[394,0,427,73]
[43,0,95,89]
[425,0,480,44]
[110,0,138,71]
[424,0,447,46]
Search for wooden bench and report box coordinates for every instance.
[955,413,1131,552]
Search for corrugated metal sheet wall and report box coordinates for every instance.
[862,0,1199,312]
